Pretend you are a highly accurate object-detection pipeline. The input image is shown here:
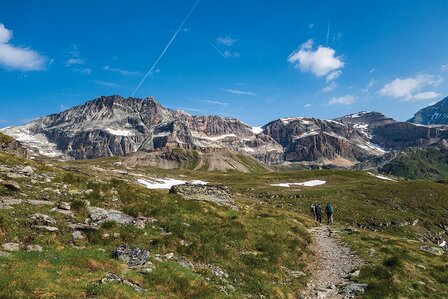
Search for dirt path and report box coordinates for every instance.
[300,225,364,299]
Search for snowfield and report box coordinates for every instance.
[368,172,397,182]
[138,177,208,189]
[270,180,327,188]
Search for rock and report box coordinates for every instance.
[420,245,444,256]
[350,269,361,279]
[26,244,43,252]
[31,213,57,225]
[0,251,11,257]
[88,207,135,225]
[138,261,155,274]
[412,219,419,226]
[32,225,59,232]
[0,198,22,209]
[72,230,85,240]
[27,200,54,206]
[57,202,71,210]
[169,184,238,210]
[113,244,150,267]
[2,243,20,251]
[68,223,99,231]
[21,166,34,176]
[100,273,145,293]
[344,283,368,294]
[1,180,21,191]
[416,264,426,270]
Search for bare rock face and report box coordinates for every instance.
[0,132,27,158]
[408,96,448,125]
[169,184,238,210]
[4,94,448,169]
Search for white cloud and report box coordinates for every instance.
[0,23,47,71]
[326,70,341,82]
[65,58,85,66]
[103,65,143,76]
[217,36,237,46]
[441,65,448,72]
[223,89,258,96]
[73,67,91,75]
[322,82,337,93]
[327,95,356,106]
[288,39,344,78]
[379,74,442,101]
[304,103,312,107]
[361,79,375,92]
[91,80,120,88]
[201,99,229,106]
[223,50,240,58]
[308,24,314,29]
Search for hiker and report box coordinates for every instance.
[310,204,316,220]
[315,204,322,223]
[326,202,334,225]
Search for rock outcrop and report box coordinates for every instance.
[170,184,238,210]
[408,96,448,125]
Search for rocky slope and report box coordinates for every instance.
[3,95,448,169]
[0,132,27,158]
[408,96,448,125]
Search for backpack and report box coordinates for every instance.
[326,203,334,213]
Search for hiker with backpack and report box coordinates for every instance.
[326,202,334,225]
[315,204,322,223]
[310,204,316,221]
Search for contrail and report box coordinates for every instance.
[204,37,227,59]
[131,0,200,97]
[326,18,331,45]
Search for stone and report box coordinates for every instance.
[88,207,135,225]
[26,244,43,252]
[31,213,57,225]
[57,202,71,210]
[27,200,54,206]
[350,269,361,279]
[113,244,150,267]
[32,225,59,232]
[0,251,11,257]
[100,273,145,293]
[2,242,20,251]
[138,261,155,274]
[344,283,368,294]
[72,230,85,240]
[420,245,444,256]
[68,223,99,231]
[1,180,21,191]
[21,166,34,176]
[169,184,238,210]
[412,219,419,226]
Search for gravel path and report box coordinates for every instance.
[300,226,364,299]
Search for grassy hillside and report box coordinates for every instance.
[0,151,447,298]
[380,143,448,180]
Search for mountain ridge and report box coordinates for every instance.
[2,95,448,170]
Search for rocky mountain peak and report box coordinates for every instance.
[408,96,448,125]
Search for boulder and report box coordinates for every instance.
[1,180,21,191]
[2,243,20,251]
[88,207,135,225]
[169,184,238,210]
[420,245,444,256]
[26,244,43,252]
[113,244,150,267]
[344,283,368,294]
[72,230,85,241]
[31,213,57,225]
[100,273,145,293]
[0,251,11,257]
[32,225,59,232]
[57,202,71,210]
[21,166,34,176]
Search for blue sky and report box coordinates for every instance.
[1,0,448,127]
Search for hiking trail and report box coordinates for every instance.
[300,225,364,299]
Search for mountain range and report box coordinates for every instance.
[2,95,448,171]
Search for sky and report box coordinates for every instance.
[1,0,448,127]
